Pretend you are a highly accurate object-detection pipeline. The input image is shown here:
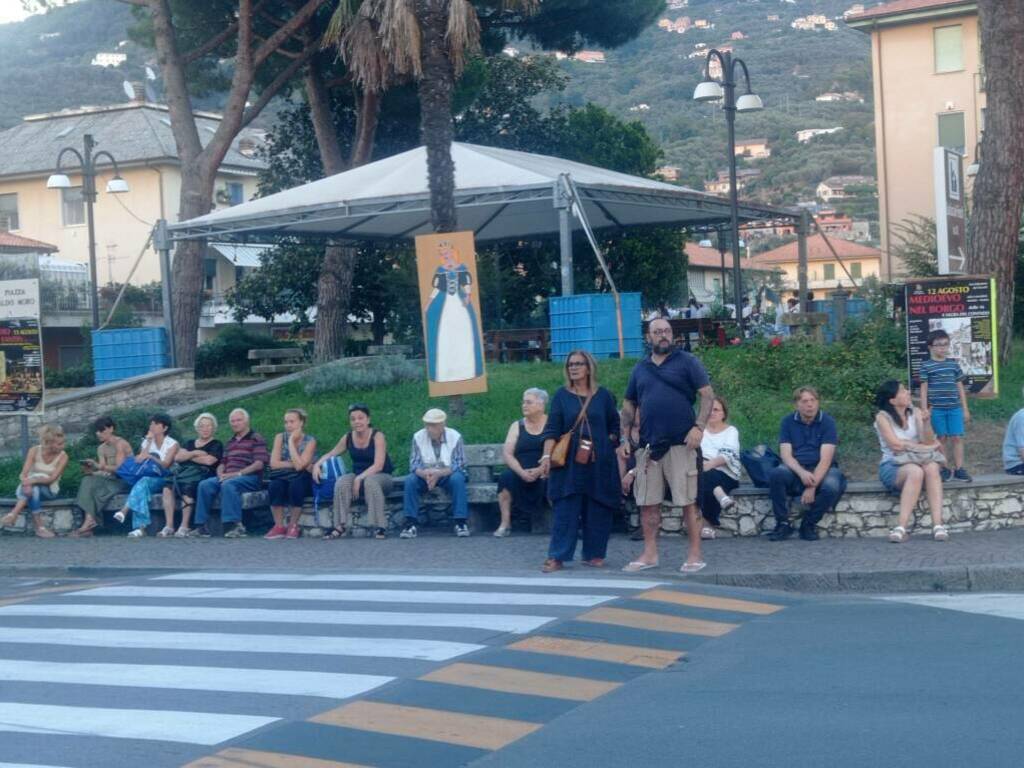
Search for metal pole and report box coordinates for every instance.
[798,209,810,312]
[717,228,728,305]
[19,415,29,457]
[153,219,177,367]
[82,134,100,329]
[558,206,573,296]
[723,55,744,336]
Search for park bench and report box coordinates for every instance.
[367,344,413,357]
[483,329,550,363]
[248,347,307,376]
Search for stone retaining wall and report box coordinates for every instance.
[642,474,1024,537]
[0,369,194,451]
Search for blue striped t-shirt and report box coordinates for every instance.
[920,358,965,408]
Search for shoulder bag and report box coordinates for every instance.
[550,390,594,469]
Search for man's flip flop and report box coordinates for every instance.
[680,562,707,573]
[622,561,659,572]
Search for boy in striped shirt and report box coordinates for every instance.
[919,329,971,482]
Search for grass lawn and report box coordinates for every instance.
[4,341,1022,496]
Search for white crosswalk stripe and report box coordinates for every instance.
[882,593,1024,621]
[0,569,645,767]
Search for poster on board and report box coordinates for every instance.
[905,276,997,397]
[0,279,44,414]
[414,231,488,398]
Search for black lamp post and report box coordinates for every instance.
[694,49,762,336]
[46,133,130,329]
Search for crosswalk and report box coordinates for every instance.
[882,593,1024,621]
[0,569,667,768]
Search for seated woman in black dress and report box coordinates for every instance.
[494,388,549,537]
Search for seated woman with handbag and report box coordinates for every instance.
[112,413,179,538]
[874,380,948,543]
[161,412,223,537]
[265,408,318,540]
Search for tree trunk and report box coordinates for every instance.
[967,0,1024,363]
[351,88,382,167]
[172,166,215,366]
[415,0,458,233]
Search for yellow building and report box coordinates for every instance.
[0,99,266,286]
[749,234,883,298]
[847,0,983,279]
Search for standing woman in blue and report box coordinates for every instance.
[539,350,621,572]
[424,240,483,383]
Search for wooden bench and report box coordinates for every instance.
[484,329,550,362]
[367,344,413,357]
[642,318,725,349]
[248,347,307,376]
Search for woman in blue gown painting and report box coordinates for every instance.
[425,240,483,383]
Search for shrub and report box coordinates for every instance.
[195,326,300,379]
[304,356,423,396]
[44,364,94,388]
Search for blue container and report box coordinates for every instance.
[550,292,642,360]
[92,328,169,384]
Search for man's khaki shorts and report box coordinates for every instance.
[633,444,698,507]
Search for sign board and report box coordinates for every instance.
[415,231,488,397]
[905,276,997,397]
[934,147,967,275]
[0,279,44,414]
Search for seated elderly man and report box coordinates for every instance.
[401,408,470,539]
[768,386,847,541]
[193,408,269,538]
[1003,397,1024,475]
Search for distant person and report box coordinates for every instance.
[698,397,741,539]
[1,424,68,538]
[874,380,948,543]
[919,328,971,482]
[768,386,847,541]
[540,351,621,572]
[620,318,714,573]
[112,413,179,538]
[193,408,269,538]
[1002,392,1024,475]
[494,388,549,538]
[315,404,394,540]
[264,408,317,540]
[401,409,469,539]
[162,412,222,537]
[71,416,131,537]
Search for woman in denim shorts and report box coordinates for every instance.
[874,380,948,543]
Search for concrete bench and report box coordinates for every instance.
[248,347,307,376]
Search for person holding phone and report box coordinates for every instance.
[72,416,132,537]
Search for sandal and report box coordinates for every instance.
[324,527,346,540]
[34,526,55,539]
[933,524,950,542]
[157,526,175,538]
[680,561,707,573]
[889,525,908,543]
[0,512,18,528]
[700,526,717,540]
[113,510,127,524]
[73,518,98,538]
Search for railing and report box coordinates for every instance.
[39,283,93,313]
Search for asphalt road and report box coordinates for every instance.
[0,571,1021,767]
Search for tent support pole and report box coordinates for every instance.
[153,219,177,368]
[555,178,574,296]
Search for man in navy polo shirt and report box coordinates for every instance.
[620,317,715,573]
[768,386,847,541]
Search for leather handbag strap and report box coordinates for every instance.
[569,390,594,435]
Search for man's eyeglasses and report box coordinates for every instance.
[649,328,673,336]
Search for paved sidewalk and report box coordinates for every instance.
[3,526,1024,592]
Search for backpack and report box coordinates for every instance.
[312,456,345,513]
[740,444,781,488]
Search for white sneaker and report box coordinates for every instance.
[174,527,192,538]
[493,526,511,538]
[113,511,126,524]
[127,528,145,538]
[455,523,470,537]
[399,524,417,539]
[718,494,736,511]
[933,525,950,541]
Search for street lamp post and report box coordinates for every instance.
[694,49,762,337]
[46,133,130,329]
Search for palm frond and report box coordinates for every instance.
[324,0,361,48]
[341,10,392,93]
[503,0,540,13]
[379,0,421,78]
[446,0,482,76]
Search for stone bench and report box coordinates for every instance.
[248,347,307,376]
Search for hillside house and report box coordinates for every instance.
[703,168,761,195]
[684,242,776,306]
[90,52,126,68]
[844,4,866,17]
[0,99,266,286]
[656,165,682,182]
[734,139,771,159]
[573,51,606,64]
[797,127,844,143]
[730,31,746,39]
[816,175,875,201]
[694,19,711,29]
[749,235,882,298]
[815,91,865,102]
[847,0,984,280]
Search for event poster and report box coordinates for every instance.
[0,279,44,414]
[905,276,997,397]
[414,231,488,398]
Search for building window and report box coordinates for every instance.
[851,262,862,279]
[203,257,217,292]
[823,263,836,281]
[934,25,963,73]
[62,187,85,226]
[0,193,17,230]
[938,112,966,152]
[228,182,244,206]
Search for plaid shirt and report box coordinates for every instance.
[222,430,270,474]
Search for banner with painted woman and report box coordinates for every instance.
[415,231,488,397]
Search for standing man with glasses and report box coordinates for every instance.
[620,318,715,573]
